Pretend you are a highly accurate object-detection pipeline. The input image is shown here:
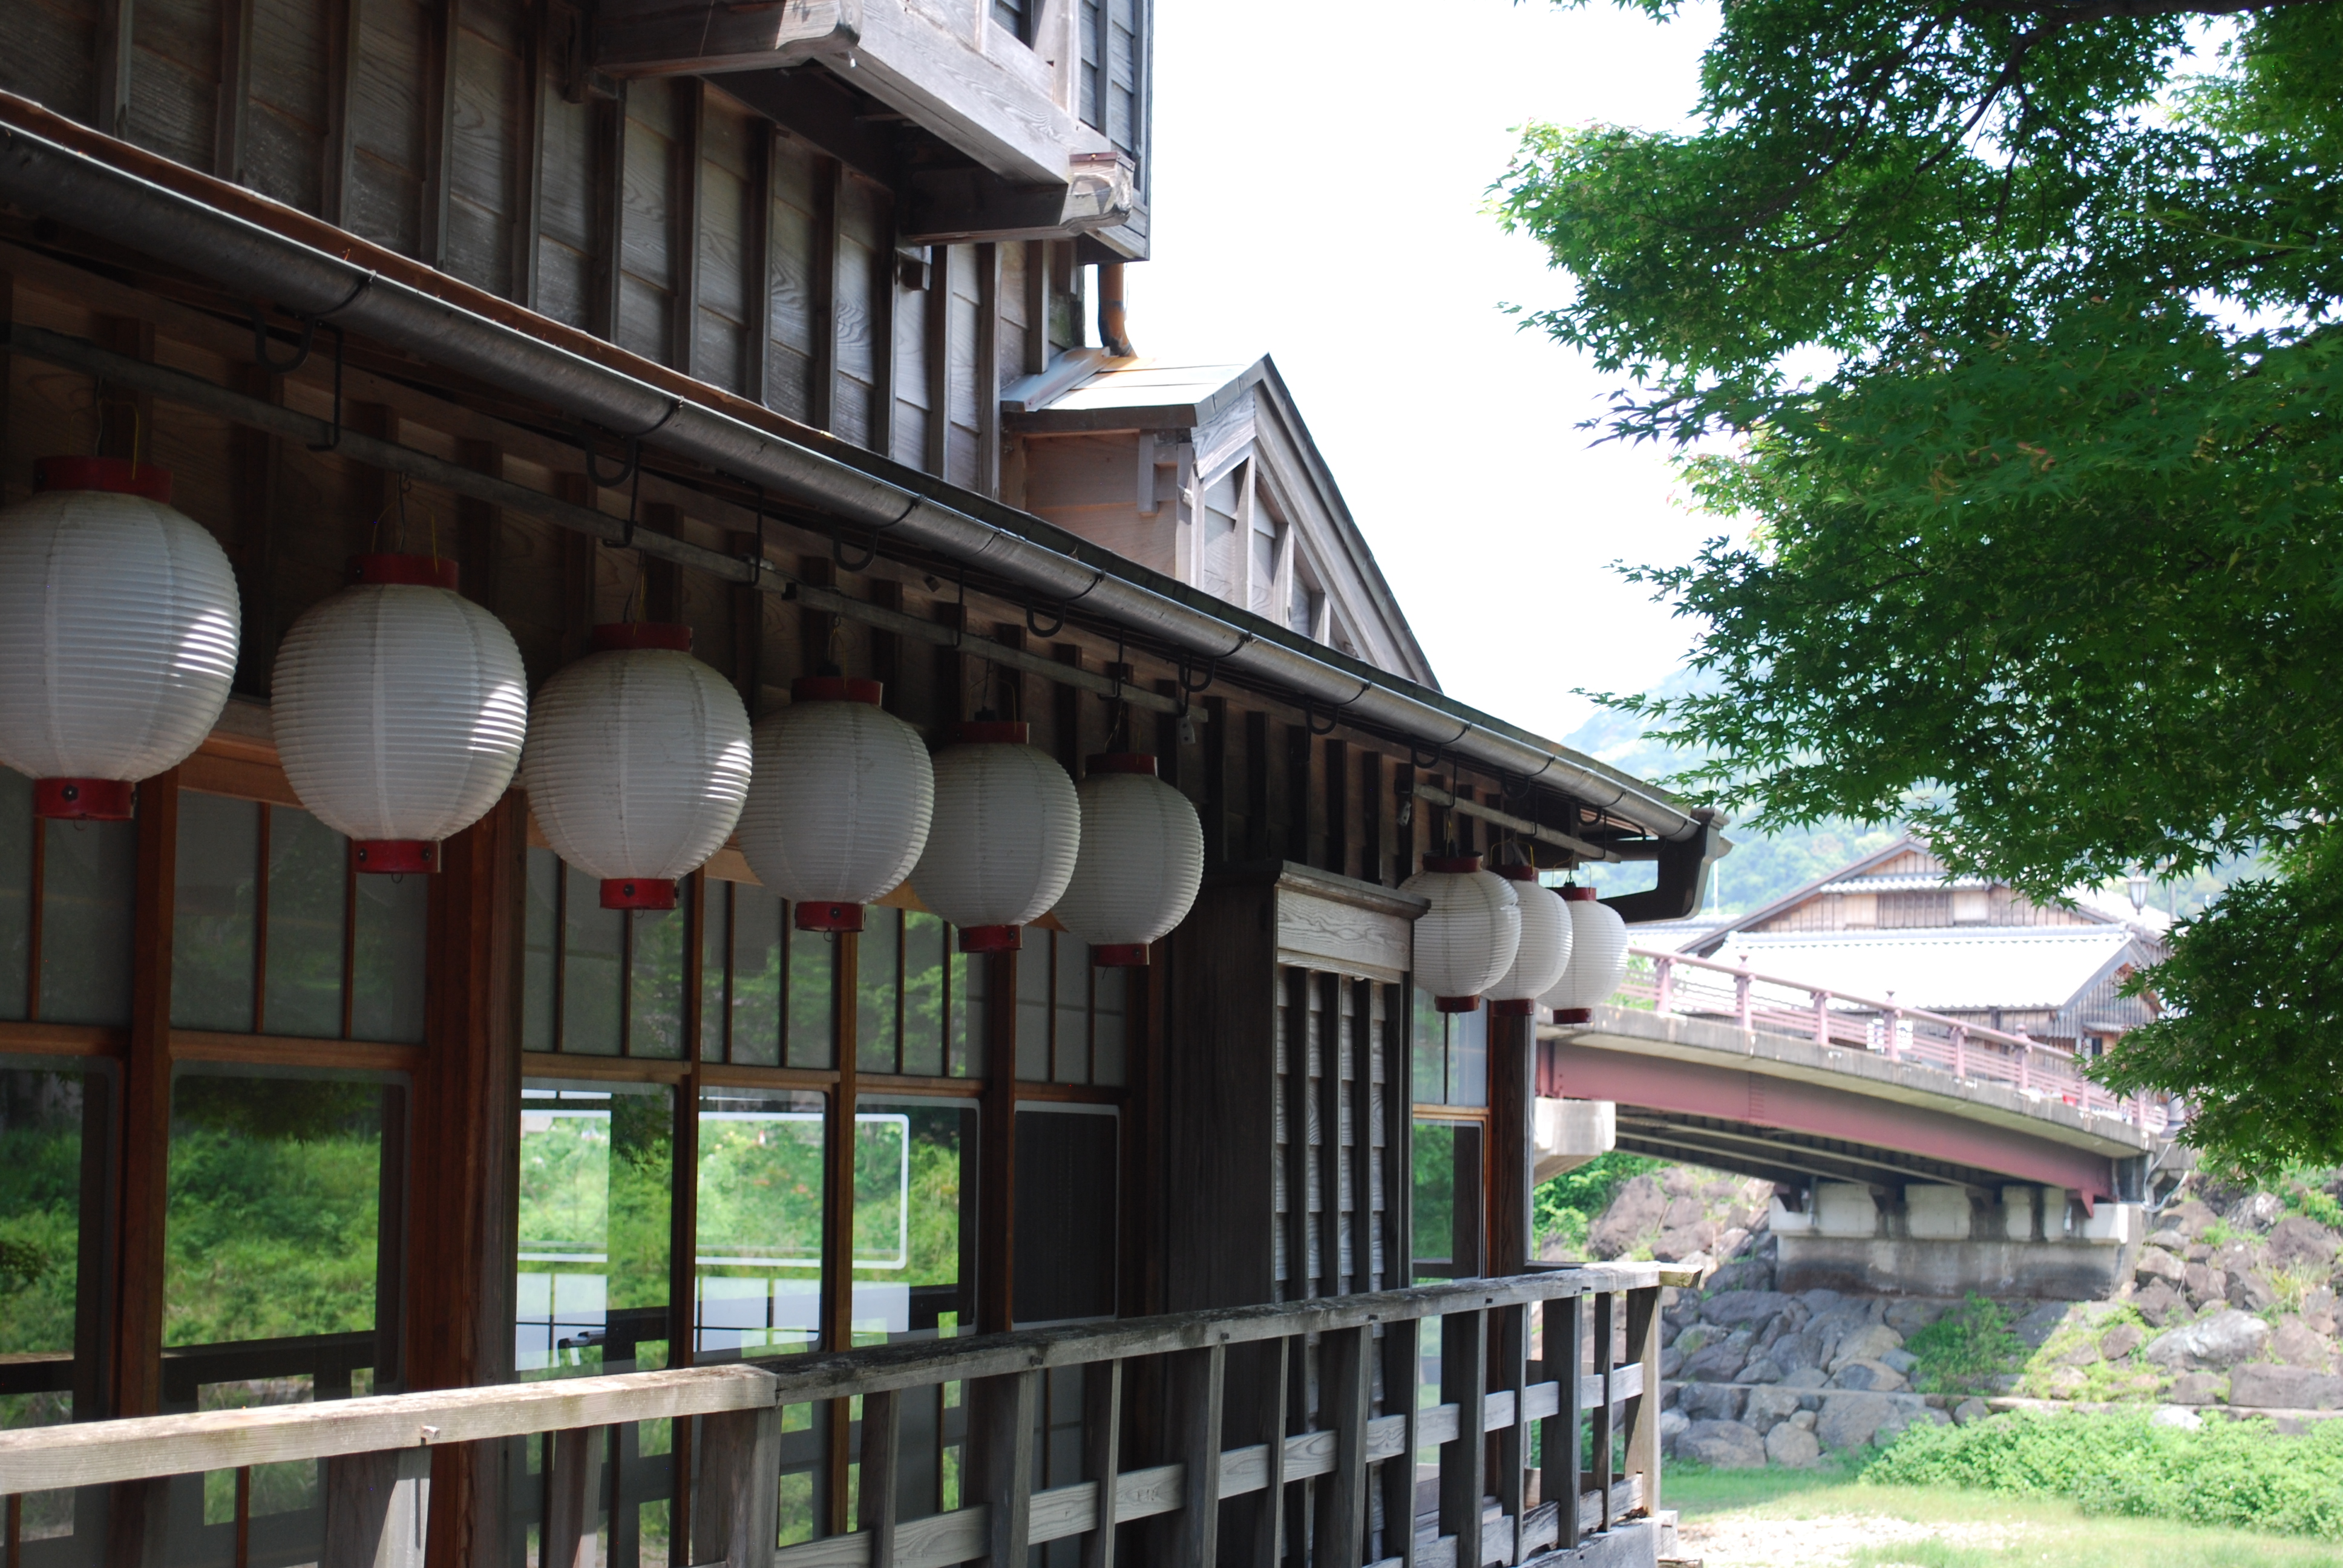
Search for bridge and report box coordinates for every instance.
[1535,947,2177,1297]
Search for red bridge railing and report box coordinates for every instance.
[1612,948,2178,1135]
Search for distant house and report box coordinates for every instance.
[1673,838,2168,1054]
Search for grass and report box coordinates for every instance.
[1904,1294,2025,1396]
[1670,1468,2343,1566]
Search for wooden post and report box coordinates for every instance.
[1378,1316,1420,1568]
[812,156,842,431]
[1487,1011,1533,1276]
[969,1369,1038,1568]
[543,1425,606,1568]
[1316,1325,1371,1568]
[1240,1336,1286,1568]
[859,1388,901,1568]
[695,1405,783,1567]
[112,768,179,1423]
[1082,1359,1124,1568]
[1542,1293,1582,1552]
[975,243,1001,497]
[1622,1287,1662,1520]
[1437,1309,1486,1568]
[1160,1342,1224,1568]
[1590,1293,1614,1534]
[321,1448,430,1568]
[1489,1304,1528,1566]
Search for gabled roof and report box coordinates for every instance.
[1683,835,1935,957]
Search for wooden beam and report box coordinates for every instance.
[324,0,362,225]
[94,0,134,140]
[870,185,898,458]
[592,86,630,341]
[812,154,842,430]
[747,119,776,410]
[1314,1326,1370,1568]
[1378,1315,1420,1568]
[112,768,179,1420]
[1487,1011,1533,1276]
[515,1,546,308]
[320,1447,429,1568]
[1544,1294,1582,1552]
[859,1387,902,1568]
[1080,1359,1123,1568]
[1489,1305,1529,1568]
[213,0,255,183]
[1590,1293,1615,1534]
[544,1425,605,1568]
[695,1403,784,1567]
[1024,242,1050,376]
[1437,1309,1486,1568]
[970,1370,1038,1568]
[923,243,952,474]
[1622,1287,1663,1521]
[975,242,1001,496]
[421,0,458,270]
[1159,1342,1224,1568]
[673,77,706,379]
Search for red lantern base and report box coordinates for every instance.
[601,877,677,910]
[352,839,437,874]
[795,901,866,933]
[1435,995,1481,1013]
[1552,1007,1593,1025]
[35,778,134,820]
[1092,942,1150,967]
[1487,998,1536,1016]
[958,924,1023,953]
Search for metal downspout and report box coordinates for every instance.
[0,117,1701,843]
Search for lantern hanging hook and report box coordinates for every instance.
[1177,654,1214,695]
[1302,696,1339,737]
[1025,599,1066,640]
[830,523,879,573]
[251,302,320,375]
[581,425,640,490]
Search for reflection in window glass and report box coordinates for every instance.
[693,1088,824,1360]
[40,816,135,1027]
[729,883,783,1067]
[1012,1108,1115,1325]
[171,793,260,1032]
[1014,940,1049,1082]
[165,1073,385,1351]
[699,879,730,1060]
[1,1066,102,1555]
[1412,1120,1455,1279]
[266,806,347,1039]
[902,913,946,1077]
[351,869,426,1045]
[563,872,624,1056]
[1093,967,1127,1087]
[853,1100,974,1347]
[953,947,985,1079]
[0,771,29,1019]
[629,907,686,1060]
[516,1080,672,1377]
[1053,935,1089,1084]
[1411,991,1487,1108]
[788,929,836,1070]
[522,846,557,1051]
[857,910,900,1074]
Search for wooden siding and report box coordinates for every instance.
[0,0,1088,495]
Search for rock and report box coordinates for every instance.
[2165,1199,2217,1238]
[1715,1226,1752,1259]
[2229,1365,2343,1410]
[1659,1409,1689,1449]
[2304,1289,2339,1337]
[1743,1386,1803,1431]
[1951,1397,1991,1425]
[1659,1345,1685,1380]
[1682,1340,1750,1382]
[2214,1239,2264,1278]
[2169,1371,2227,1404]
[1834,1358,1909,1393]
[1798,1289,1847,1313]
[1789,1410,1818,1430]
[1702,1290,1795,1329]
[1815,1391,1900,1451]
[1678,1419,1768,1469]
[2037,1366,2089,1399]
[1832,1324,1906,1367]
[2232,1272,2280,1313]
[1662,1195,1705,1230]
[2150,1405,2203,1429]
[1736,1357,1783,1385]
[2186,1243,2212,1263]
[1706,1258,1772,1295]
[1653,1224,1716,1262]
[2135,1247,2187,1287]
[1884,1299,1951,1335]
[2267,1217,2342,1270]
[1765,1422,1821,1468]
[2183,1263,2227,1310]
[2132,1279,2184,1327]
[2011,1302,2078,1350]
[1589,1174,1667,1257]
[2050,1336,2102,1368]
[2101,1323,2145,1361]
[2147,1226,2190,1252]
[2272,1318,2332,1370]
[2145,1310,2272,1369]
[1777,1367,1829,1391]
[2238,1192,2287,1230]
[1677,1382,1745,1422]
[1881,1348,1919,1374]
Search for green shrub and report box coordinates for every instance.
[1864,1410,2343,1538]
[1903,1293,2025,1395]
[1530,1152,1666,1259]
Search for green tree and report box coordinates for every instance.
[1494,0,2343,1172]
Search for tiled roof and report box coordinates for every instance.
[1719,925,2142,1011]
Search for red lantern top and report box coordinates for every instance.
[793,676,884,705]
[952,720,1029,745]
[1561,884,1599,902]
[1423,854,1482,874]
[591,622,693,653]
[1086,753,1159,776]
[350,553,460,590]
[34,456,172,503]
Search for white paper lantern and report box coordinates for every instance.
[1542,886,1631,1022]
[270,554,527,873]
[911,721,1080,952]
[1487,865,1572,1015]
[1400,853,1521,1012]
[738,676,934,932]
[520,623,750,909]
[1051,752,1204,966]
[0,458,239,818]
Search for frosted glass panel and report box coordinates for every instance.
[40,817,134,1027]
[265,806,347,1039]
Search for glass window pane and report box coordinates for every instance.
[522,847,558,1051]
[169,794,260,1033]
[517,1080,673,1377]
[1,1067,91,1425]
[1052,935,1089,1085]
[629,907,686,1059]
[166,1074,384,1350]
[731,887,782,1068]
[267,806,349,1040]
[563,869,624,1056]
[853,1100,974,1348]
[901,913,946,1078]
[1411,1120,1455,1281]
[351,867,427,1045]
[1012,1109,1115,1324]
[39,817,135,1027]
[857,910,900,1075]
[0,771,33,1021]
[1449,1005,1487,1108]
[1411,988,1446,1106]
[787,924,836,1070]
[693,1087,824,1361]
[1092,966,1126,1088]
[950,944,983,1079]
[700,880,730,1062]
[1014,941,1049,1083]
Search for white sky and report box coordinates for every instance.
[1126,0,1726,743]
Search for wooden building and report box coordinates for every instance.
[0,4,1716,1564]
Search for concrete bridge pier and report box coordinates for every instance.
[1771,1180,2144,1299]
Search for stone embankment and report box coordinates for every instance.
[1574,1165,2343,1469]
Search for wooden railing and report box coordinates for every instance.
[1620,947,2179,1134]
[0,1268,1672,1568]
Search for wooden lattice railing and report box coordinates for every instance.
[0,1269,1674,1568]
